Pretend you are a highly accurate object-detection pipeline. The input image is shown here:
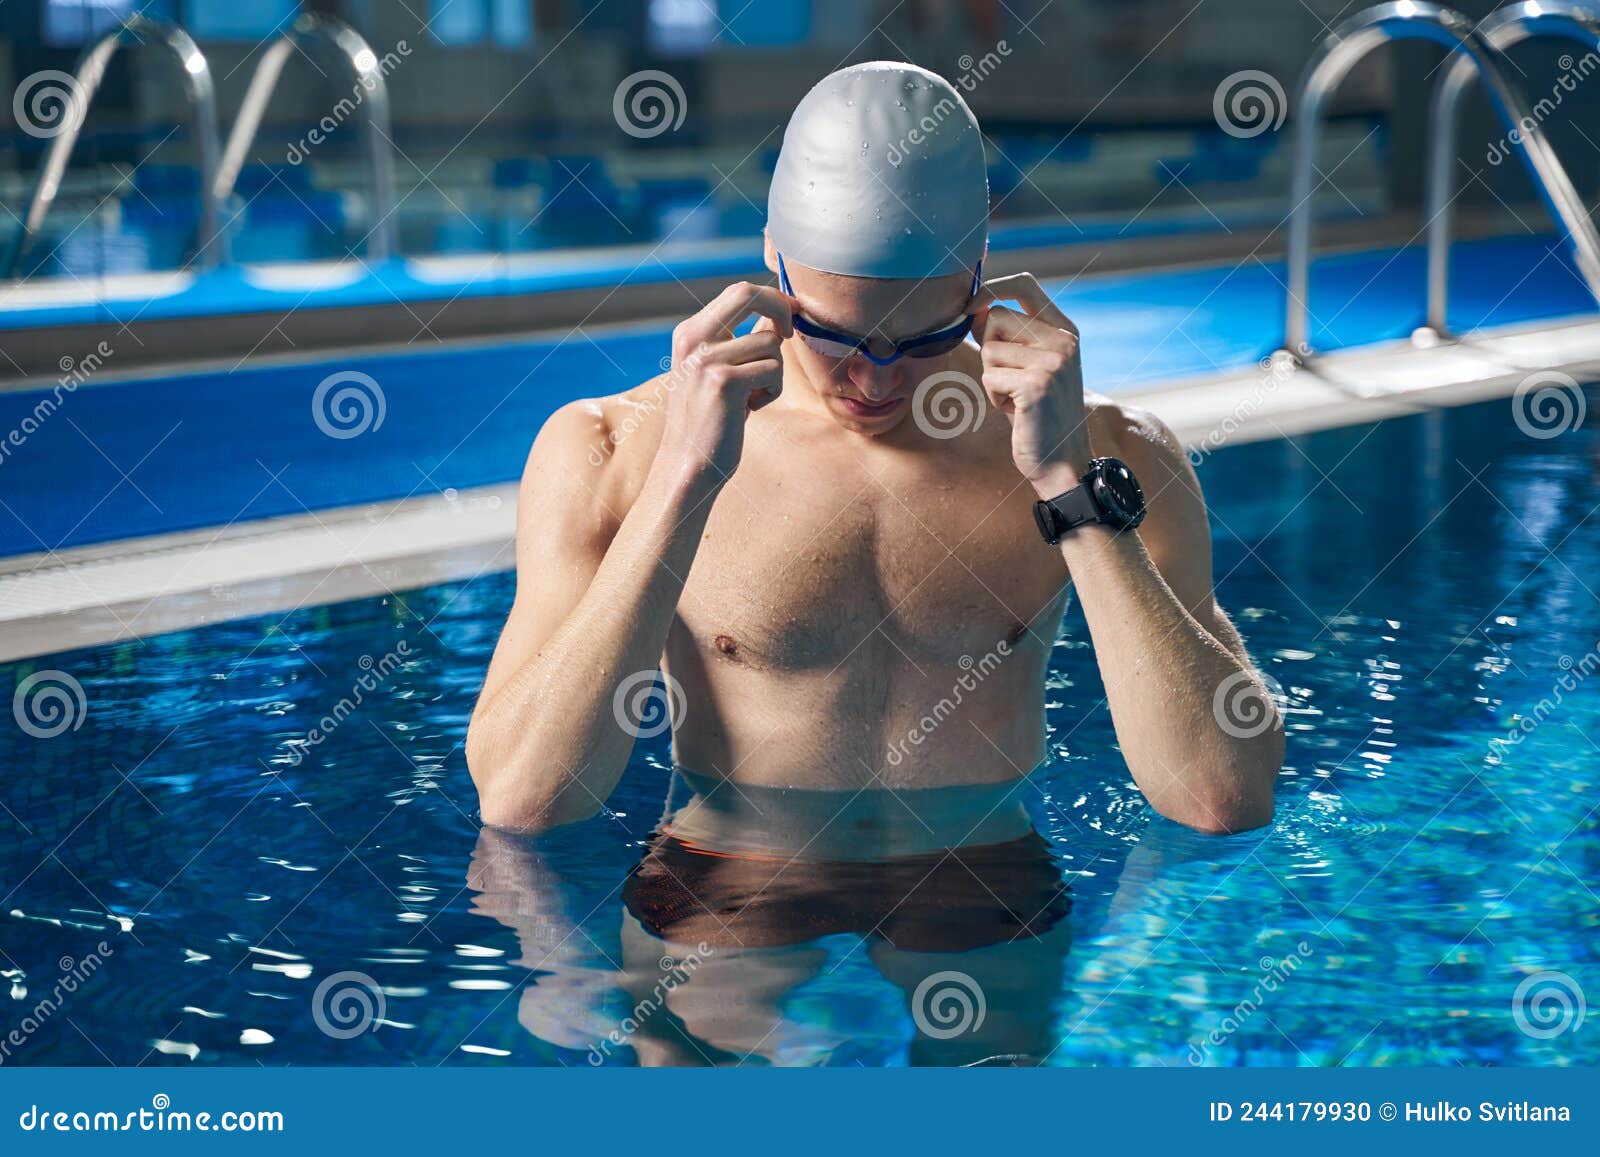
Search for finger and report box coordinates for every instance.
[980,273,1075,333]
[726,357,784,411]
[716,357,784,394]
[748,378,784,411]
[702,330,785,366]
[978,363,1021,412]
[980,365,1050,410]
[977,304,1071,350]
[971,301,1019,344]
[979,338,1073,373]
[704,282,794,341]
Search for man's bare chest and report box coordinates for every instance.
[673,456,1070,672]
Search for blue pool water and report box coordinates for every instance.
[1,391,1596,1066]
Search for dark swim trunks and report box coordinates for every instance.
[622,829,1071,953]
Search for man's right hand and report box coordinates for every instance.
[654,281,793,487]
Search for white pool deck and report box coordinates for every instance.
[3,310,1600,662]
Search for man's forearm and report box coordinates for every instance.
[467,463,719,830]
[1058,524,1282,833]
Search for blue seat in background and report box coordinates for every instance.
[636,175,717,242]
[122,191,198,229]
[233,163,316,198]
[1155,130,1273,186]
[229,188,348,263]
[492,157,545,189]
[132,163,200,199]
[535,153,639,245]
[124,165,201,234]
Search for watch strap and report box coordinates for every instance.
[1034,478,1102,543]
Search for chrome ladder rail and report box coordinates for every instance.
[6,16,222,279]
[213,14,399,260]
[1282,1,1600,357]
[1424,0,1600,337]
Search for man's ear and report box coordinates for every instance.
[762,230,779,276]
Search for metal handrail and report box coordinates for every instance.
[5,16,221,279]
[1282,1,1600,356]
[1424,0,1600,336]
[214,14,398,260]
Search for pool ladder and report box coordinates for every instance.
[5,13,399,280]
[1281,0,1600,359]
[5,15,221,279]
[214,13,399,261]
[1425,0,1600,338]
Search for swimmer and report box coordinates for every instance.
[466,61,1283,835]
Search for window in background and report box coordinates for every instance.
[183,0,297,39]
[648,0,716,54]
[718,0,807,46]
[429,0,533,47]
[490,0,531,46]
[648,0,811,54]
[41,0,158,47]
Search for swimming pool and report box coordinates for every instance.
[1,389,1596,1067]
[0,231,1591,559]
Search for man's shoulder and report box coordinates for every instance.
[1084,393,1185,471]
[519,376,674,515]
[536,377,672,465]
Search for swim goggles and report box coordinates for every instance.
[776,251,982,366]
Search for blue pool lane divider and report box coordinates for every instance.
[0,233,1591,561]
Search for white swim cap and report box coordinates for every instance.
[767,61,988,280]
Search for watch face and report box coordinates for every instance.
[1091,458,1146,526]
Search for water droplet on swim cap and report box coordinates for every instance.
[767,61,988,279]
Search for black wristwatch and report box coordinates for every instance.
[1032,457,1147,544]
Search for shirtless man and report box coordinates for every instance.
[466,62,1283,840]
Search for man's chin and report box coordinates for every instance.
[830,396,910,434]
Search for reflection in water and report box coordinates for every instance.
[472,769,1082,1066]
[7,394,1598,1065]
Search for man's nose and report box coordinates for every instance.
[848,356,904,399]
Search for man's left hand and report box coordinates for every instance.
[972,273,1090,497]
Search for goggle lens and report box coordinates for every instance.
[799,333,865,360]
